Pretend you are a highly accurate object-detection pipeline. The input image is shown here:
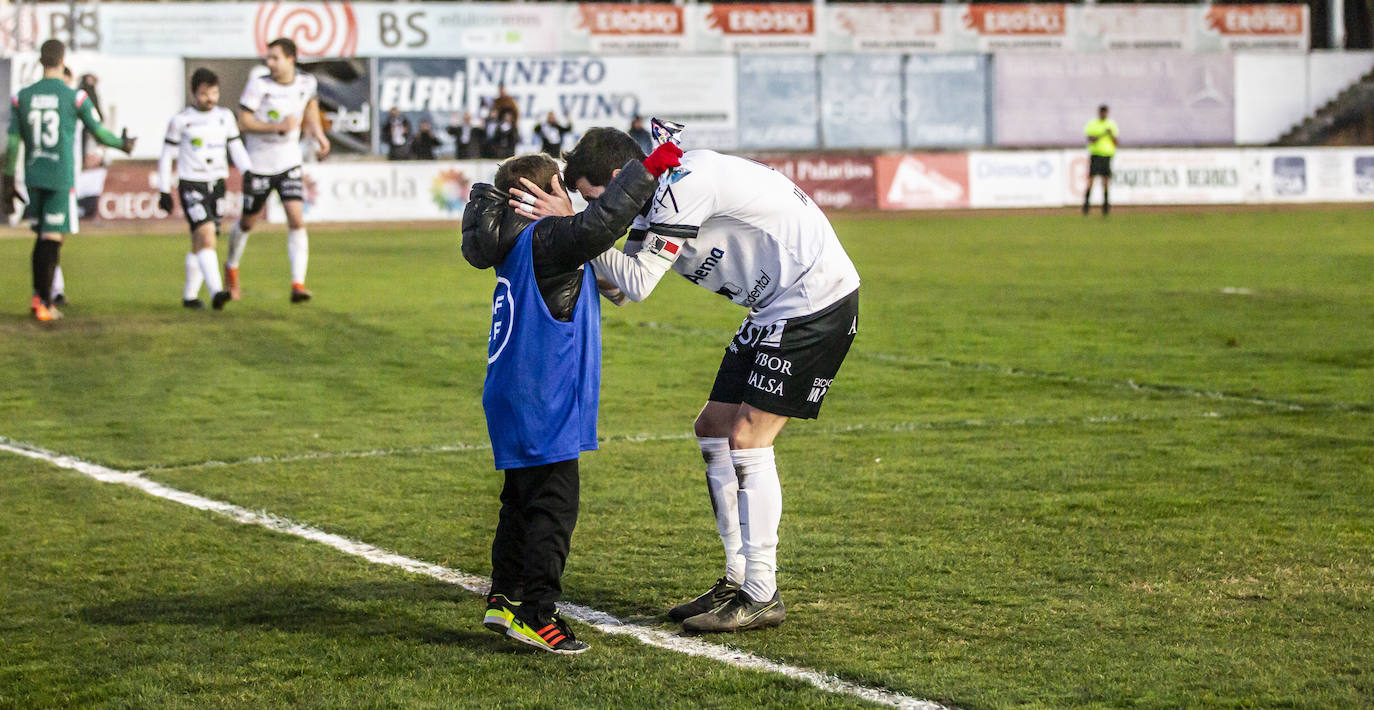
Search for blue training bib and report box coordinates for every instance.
[482,221,601,469]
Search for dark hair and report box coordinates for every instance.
[267,37,298,59]
[562,127,645,189]
[190,68,220,93]
[495,153,560,195]
[1099,104,1109,112]
[39,39,65,69]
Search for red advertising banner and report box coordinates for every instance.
[755,154,877,210]
[1205,4,1305,35]
[875,153,970,210]
[577,4,684,36]
[698,3,820,51]
[1200,4,1308,50]
[963,4,1066,35]
[706,3,814,35]
[95,163,244,223]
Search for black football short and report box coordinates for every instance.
[242,166,304,216]
[178,179,226,229]
[1089,155,1113,177]
[708,289,859,420]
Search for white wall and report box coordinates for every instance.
[9,52,183,160]
[1306,50,1374,114]
[1233,51,1374,145]
[1234,53,1308,144]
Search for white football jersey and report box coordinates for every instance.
[239,71,317,175]
[163,106,241,182]
[631,150,860,325]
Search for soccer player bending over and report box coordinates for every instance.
[158,68,254,310]
[3,39,135,321]
[525,125,861,633]
[461,142,682,654]
[226,37,329,303]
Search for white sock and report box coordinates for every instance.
[699,437,746,584]
[196,248,223,294]
[183,251,203,300]
[51,265,64,297]
[734,446,781,602]
[226,222,250,269]
[287,227,308,285]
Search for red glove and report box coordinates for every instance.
[642,142,683,178]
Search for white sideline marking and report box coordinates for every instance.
[0,438,946,710]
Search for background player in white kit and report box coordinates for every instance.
[527,124,861,634]
[225,37,330,303]
[158,68,253,310]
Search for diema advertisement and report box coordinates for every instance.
[968,151,1063,208]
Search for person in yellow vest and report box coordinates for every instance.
[1083,104,1119,216]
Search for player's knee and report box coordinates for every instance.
[694,405,733,439]
[728,420,766,450]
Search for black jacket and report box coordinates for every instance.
[461,159,657,321]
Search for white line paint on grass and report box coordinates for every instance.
[0,438,947,710]
[143,410,1235,474]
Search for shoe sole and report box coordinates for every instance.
[682,616,786,635]
[483,609,513,634]
[505,623,589,655]
[681,603,786,634]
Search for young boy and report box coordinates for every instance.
[461,142,681,654]
[158,68,253,309]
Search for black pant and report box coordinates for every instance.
[489,458,580,620]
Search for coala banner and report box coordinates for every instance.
[264,159,498,223]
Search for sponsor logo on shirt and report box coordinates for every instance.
[806,377,833,403]
[684,247,726,284]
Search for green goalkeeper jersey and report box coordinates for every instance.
[7,77,122,191]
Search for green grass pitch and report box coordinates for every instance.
[1,208,1371,708]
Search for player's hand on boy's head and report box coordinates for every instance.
[509,174,574,219]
